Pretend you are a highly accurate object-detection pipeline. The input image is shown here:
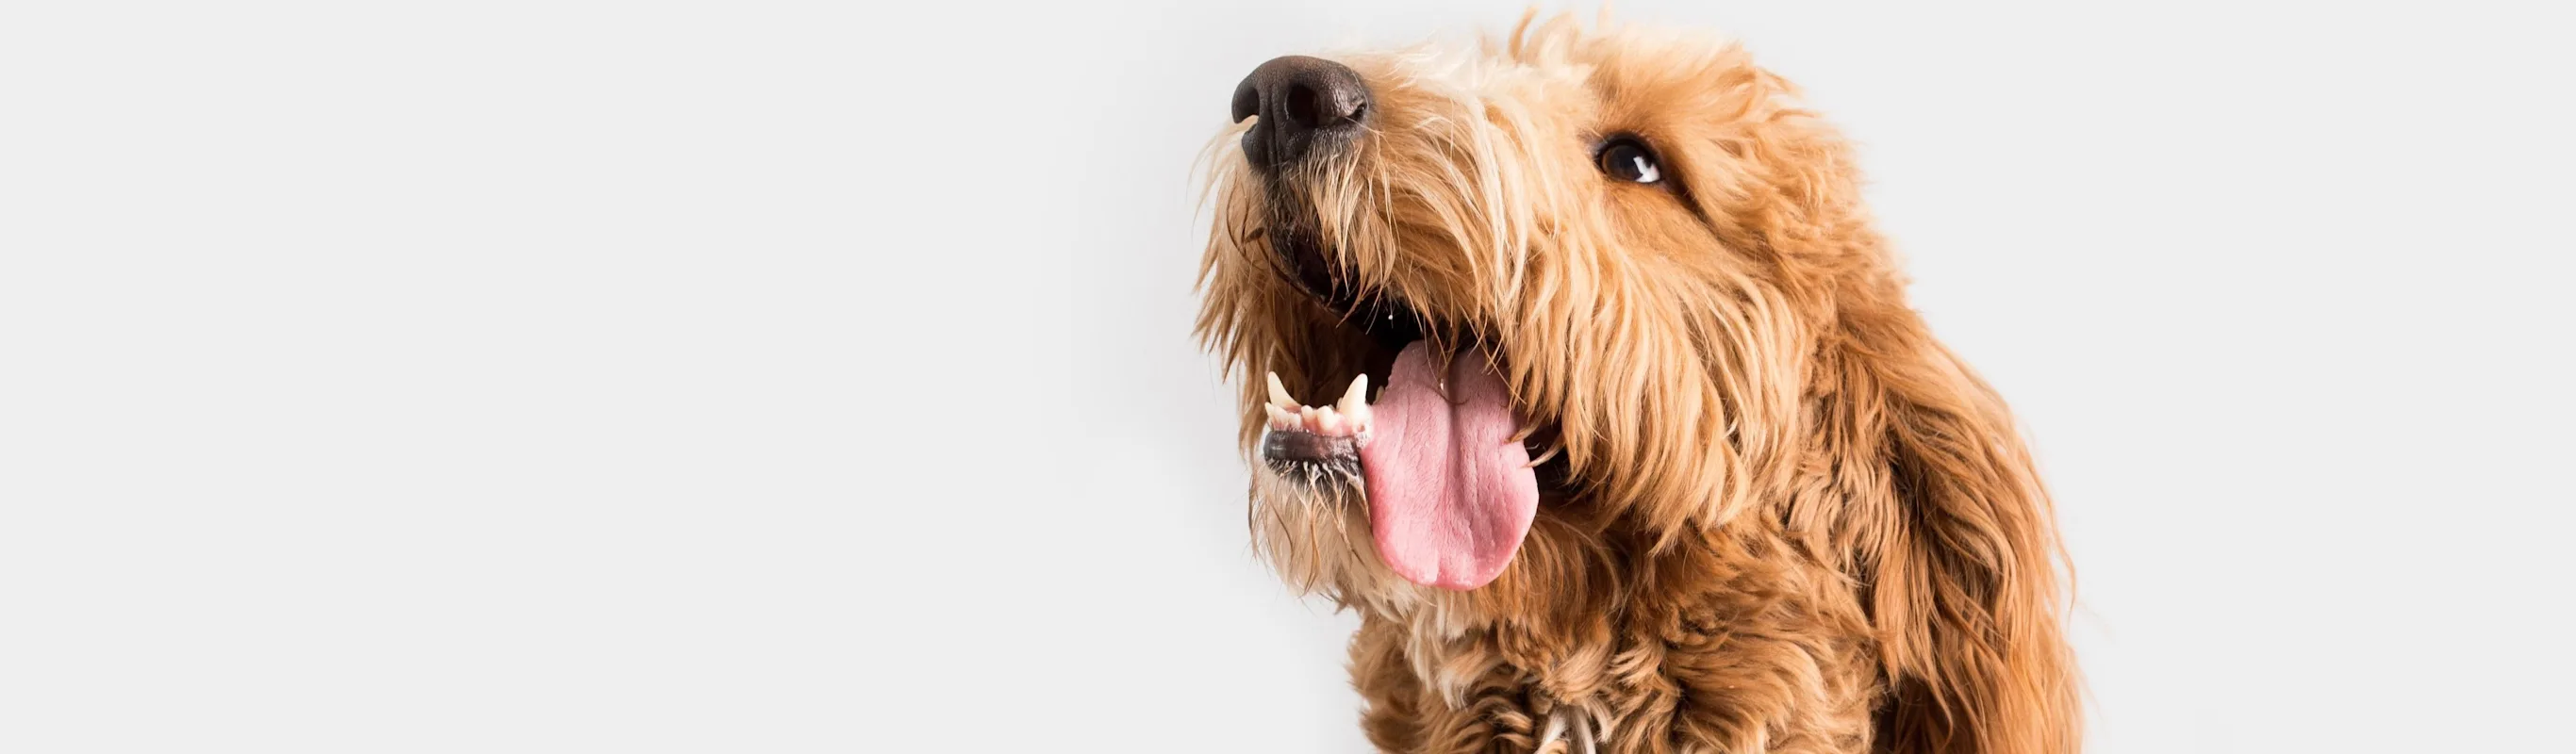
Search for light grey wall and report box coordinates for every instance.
[2,2,2568,752]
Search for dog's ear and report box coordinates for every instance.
[1831,315,2082,754]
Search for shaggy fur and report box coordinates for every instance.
[1197,13,2079,754]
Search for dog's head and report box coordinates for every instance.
[1197,15,2076,751]
[1201,15,1852,599]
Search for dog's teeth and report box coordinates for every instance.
[1315,406,1345,434]
[1264,403,1298,431]
[1335,374,1369,425]
[1266,371,1297,408]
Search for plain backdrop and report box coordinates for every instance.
[3,1,2570,752]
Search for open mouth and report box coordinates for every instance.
[1255,224,1545,592]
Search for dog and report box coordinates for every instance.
[1196,12,2080,754]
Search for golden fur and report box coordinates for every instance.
[1197,13,2079,753]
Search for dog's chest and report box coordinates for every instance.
[1362,579,1881,754]
[1382,615,1643,752]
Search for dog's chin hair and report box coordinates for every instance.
[1247,465,1377,598]
[1247,465,1473,622]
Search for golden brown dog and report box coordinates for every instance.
[1197,13,2079,754]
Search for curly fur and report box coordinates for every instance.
[1197,12,2080,753]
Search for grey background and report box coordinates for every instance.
[3,1,2569,752]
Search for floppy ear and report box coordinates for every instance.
[1832,313,2083,754]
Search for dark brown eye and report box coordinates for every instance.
[1596,139,1661,184]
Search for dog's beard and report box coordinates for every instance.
[1247,458,1375,598]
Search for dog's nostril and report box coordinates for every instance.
[1284,84,1321,128]
[1230,79,1261,123]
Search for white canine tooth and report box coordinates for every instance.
[1266,371,1297,408]
[1335,374,1368,417]
[1316,407,1346,435]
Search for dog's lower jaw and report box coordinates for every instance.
[1246,459,1379,602]
[1246,452,1477,623]
[1260,429,1362,484]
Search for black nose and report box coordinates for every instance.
[1230,56,1371,172]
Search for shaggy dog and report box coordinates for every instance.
[1195,13,2080,754]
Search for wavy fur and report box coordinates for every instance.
[1197,13,2079,753]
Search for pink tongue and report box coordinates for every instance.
[1358,341,1539,590]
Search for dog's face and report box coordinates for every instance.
[1199,19,2082,748]
[1199,16,1865,613]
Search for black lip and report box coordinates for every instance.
[1260,430,1362,482]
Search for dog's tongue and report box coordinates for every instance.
[1359,341,1538,590]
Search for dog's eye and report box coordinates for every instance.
[1596,139,1661,184]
